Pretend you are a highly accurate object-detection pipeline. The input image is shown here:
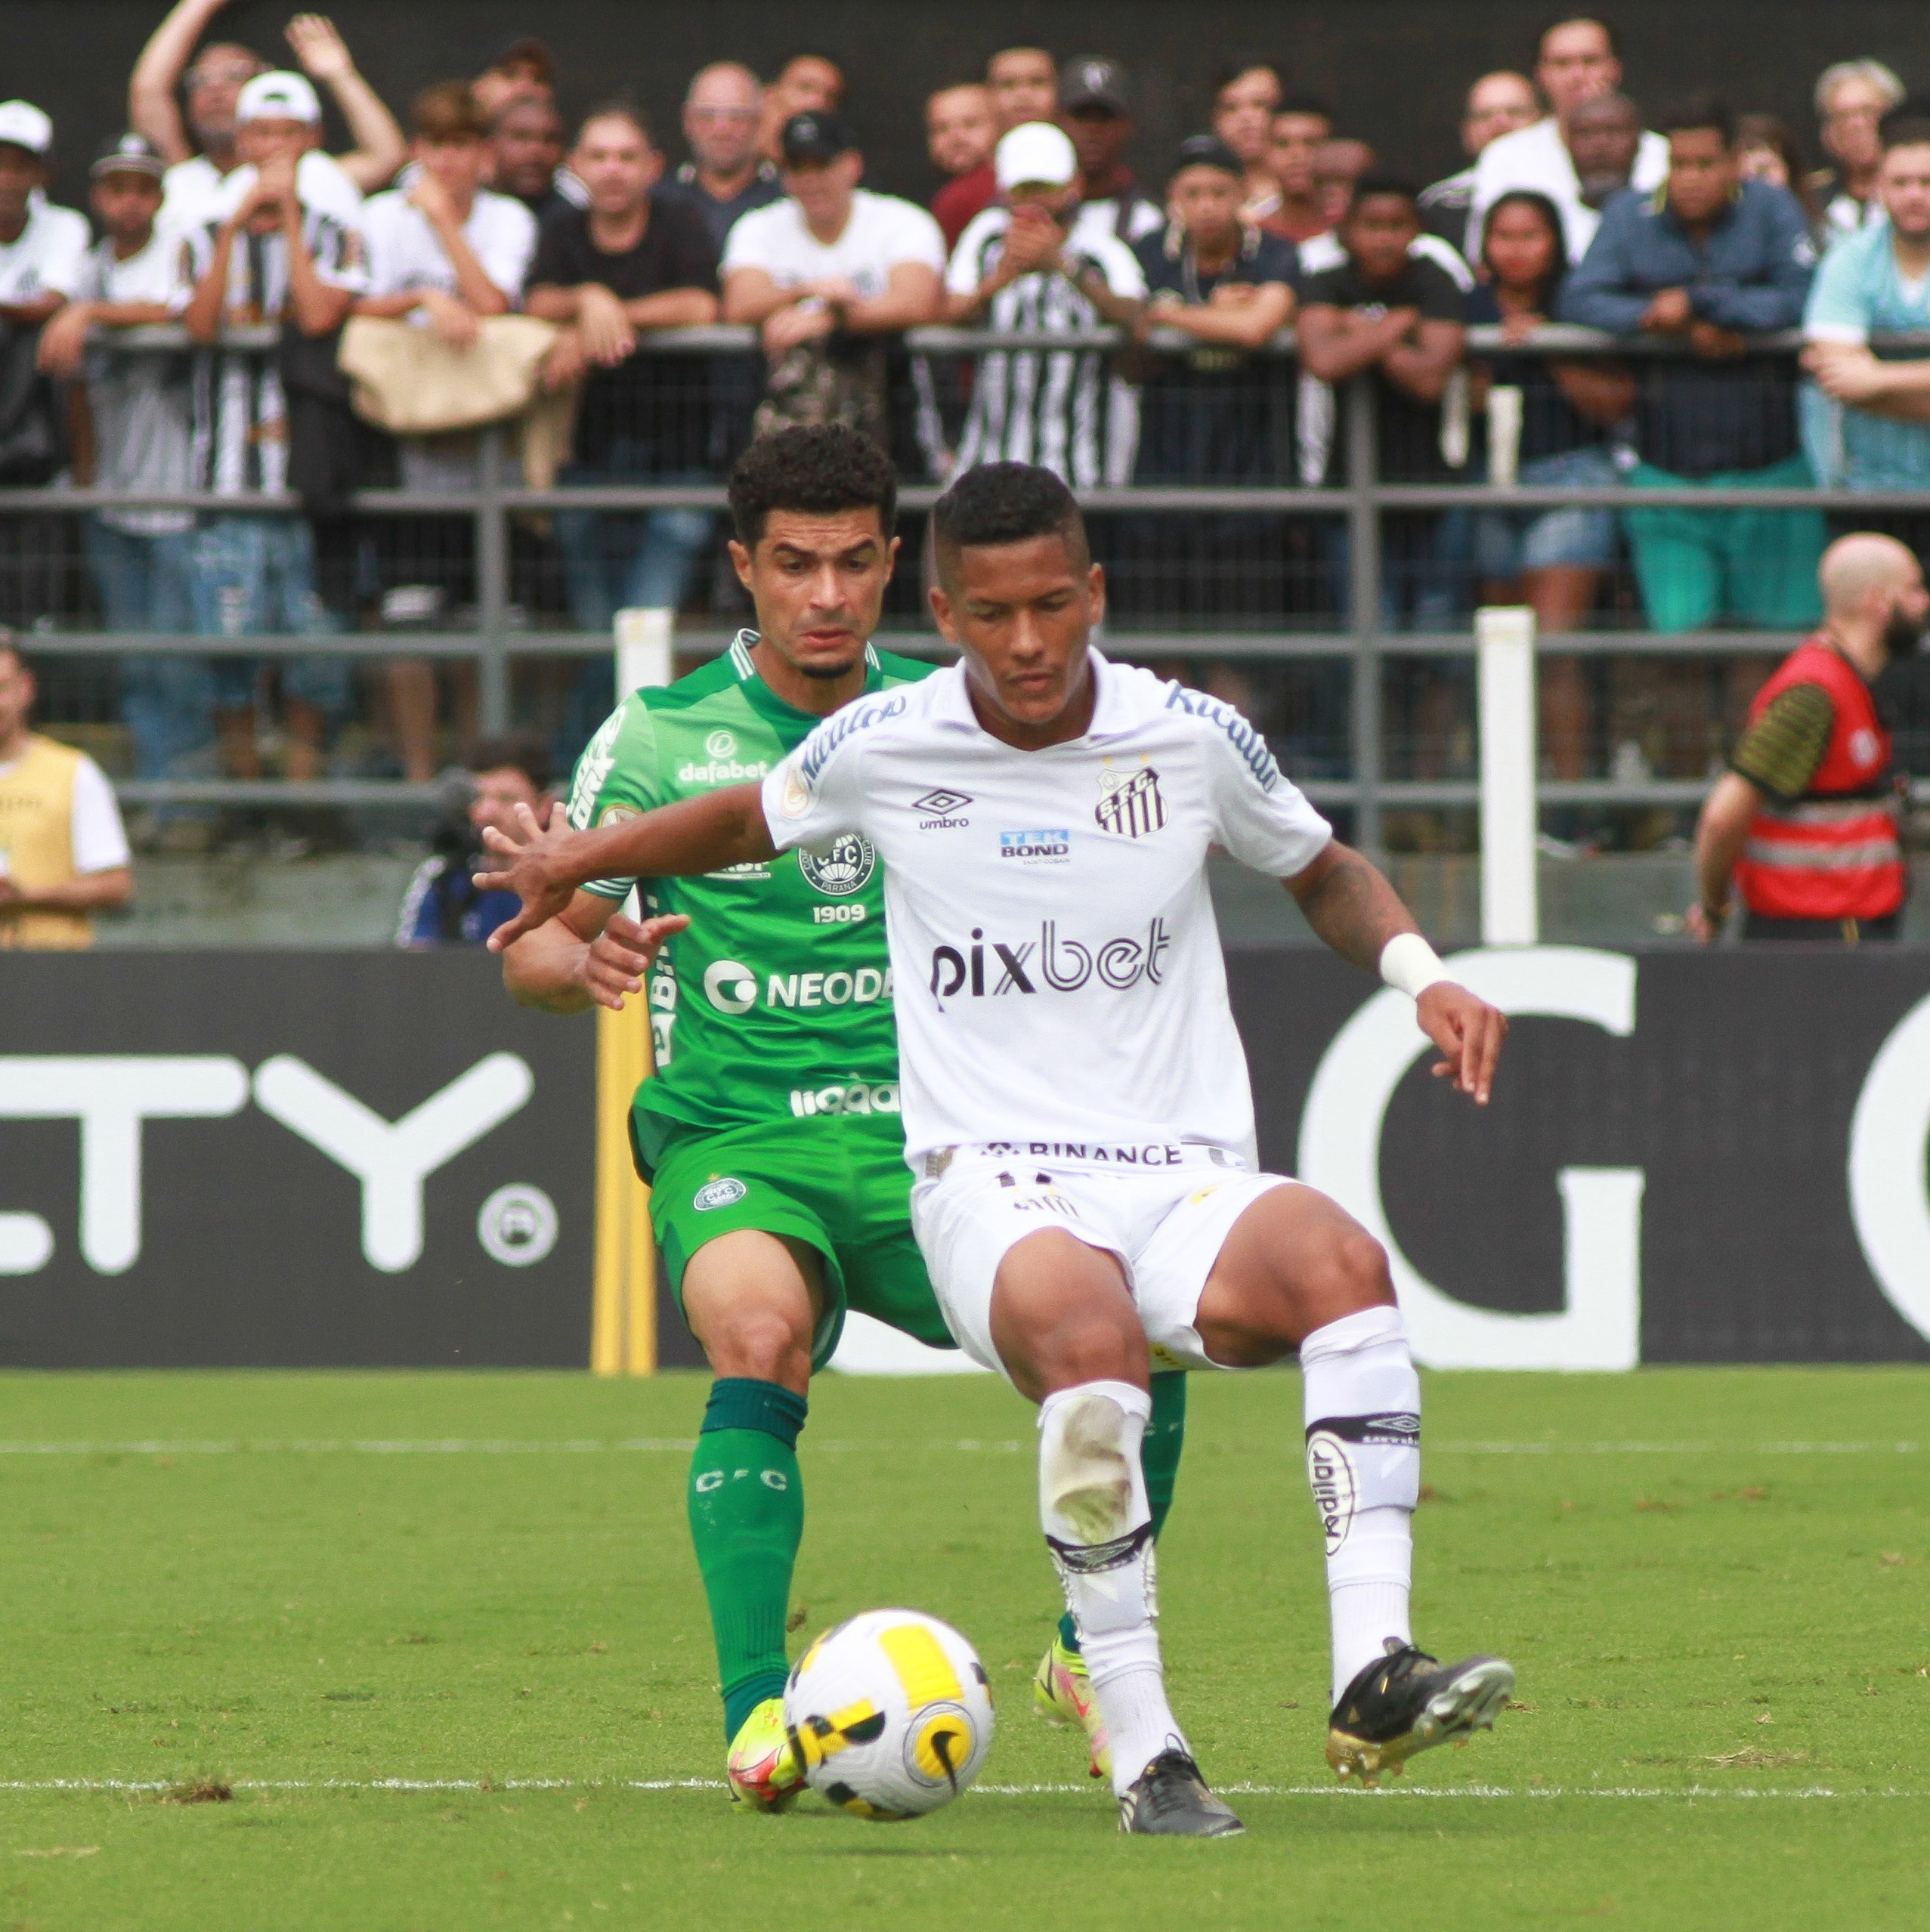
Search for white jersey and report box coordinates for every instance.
[361,186,537,307]
[759,652,1332,1166]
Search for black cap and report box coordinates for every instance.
[91,131,166,181]
[489,37,555,81]
[1170,134,1245,181]
[1059,56,1132,116]
[781,110,858,164]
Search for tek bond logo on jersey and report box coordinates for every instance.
[928,919,1172,1002]
[998,829,1071,864]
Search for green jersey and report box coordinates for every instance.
[568,630,935,1172]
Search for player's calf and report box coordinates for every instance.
[1036,1380,1240,1835]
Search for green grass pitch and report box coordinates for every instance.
[0,1366,1925,1930]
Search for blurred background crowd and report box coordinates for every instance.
[4,2,1930,883]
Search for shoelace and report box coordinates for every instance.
[1137,1748,1205,1819]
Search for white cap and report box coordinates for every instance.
[994,120,1078,191]
[0,100,53,156]
[237,71,322,125]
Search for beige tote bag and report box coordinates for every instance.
[339,314,560,434]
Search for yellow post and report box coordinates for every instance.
[592,995,657,1374]
[589,604,676,1376]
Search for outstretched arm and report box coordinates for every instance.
[500,889,691,1015]
[130,0,229,165]
[477,781,777,951]
[1285,839,1507,1105]
[284,14,406,191]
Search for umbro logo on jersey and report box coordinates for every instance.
[914,787,973,828]
[1095,765,1167,839]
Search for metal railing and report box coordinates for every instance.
[17,320,1930,845]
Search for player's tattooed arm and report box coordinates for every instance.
[501,891,691,1016]
[1285,840,1508,1105]
[478,784,778,954]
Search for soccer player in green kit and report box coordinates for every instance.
[499,426,1185,1807]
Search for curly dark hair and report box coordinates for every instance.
[726,424,899,549]
[929,460,1089,587]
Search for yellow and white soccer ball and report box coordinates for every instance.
[783,1608,994,1819]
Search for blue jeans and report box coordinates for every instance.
[88,517,212,781]
[553,450,712,632]
[554,447,713,761]
[190,515,351,716]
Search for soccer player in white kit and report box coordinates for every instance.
[480,461,1517,1837]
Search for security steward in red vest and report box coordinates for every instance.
[1690,533,1925,944]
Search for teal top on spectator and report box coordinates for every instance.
[1803,217,1930,489]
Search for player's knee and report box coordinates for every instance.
[1325,1228,1394,1311]
[703,1305,813,1383]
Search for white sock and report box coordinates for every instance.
[1037,1379,1186,1794]
[1300,1306,1419,1706]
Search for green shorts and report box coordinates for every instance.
[648,1116,954,1370]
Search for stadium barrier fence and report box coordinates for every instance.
[15,322,1930,845]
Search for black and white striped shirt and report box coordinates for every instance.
[944,207,1147,487]
[181,209,368,496]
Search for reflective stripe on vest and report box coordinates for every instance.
[1734,639,1907,921]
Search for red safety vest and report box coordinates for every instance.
[1733,637,1905,922]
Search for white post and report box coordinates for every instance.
[1477,604,1539,945]
[614,607,675,697]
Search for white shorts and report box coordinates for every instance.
[908,1142,1292,1377]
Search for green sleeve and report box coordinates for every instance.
[1730,684,1835,805]
[565,695,667,900]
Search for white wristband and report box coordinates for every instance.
[1379,932,1452,1000]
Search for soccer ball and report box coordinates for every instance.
[784,1608,994,1819]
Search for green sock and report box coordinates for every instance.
[1059,1371,1188,1654]
[687,1377,808,1742]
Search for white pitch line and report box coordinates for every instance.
[0,1439,1918,1458]
[0,1778,1922,1801]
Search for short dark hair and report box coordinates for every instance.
[1537,14,1618,60]
[1657,92,1734,145]
[576,100,654,149]
[929,461,1089,587]
[1347,172,1422,212]
[1273,91,1334,122]
[1881,100,1930,151]
[1211,57,1283,99]
[469,732,551,793]
[728,425,899,549]
[413,81,490,143]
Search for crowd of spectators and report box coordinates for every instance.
[4,4,1930,827]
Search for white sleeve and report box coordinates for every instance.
[359,196,402,295]
[39,209,91,299]
[886,199,949,274]
[73,243,108,303]
[1097,233,1146,298]
[719,206,775,277]
[477,197,538,304]
[1177,687,1332,876]
[67,756,131,874]
[759,702,892,852]
[945,212,1000,293]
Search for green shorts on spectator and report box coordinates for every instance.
[1622,453,1826,632]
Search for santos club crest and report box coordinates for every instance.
[797,832,877,896]
[1095,765,1168,839]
